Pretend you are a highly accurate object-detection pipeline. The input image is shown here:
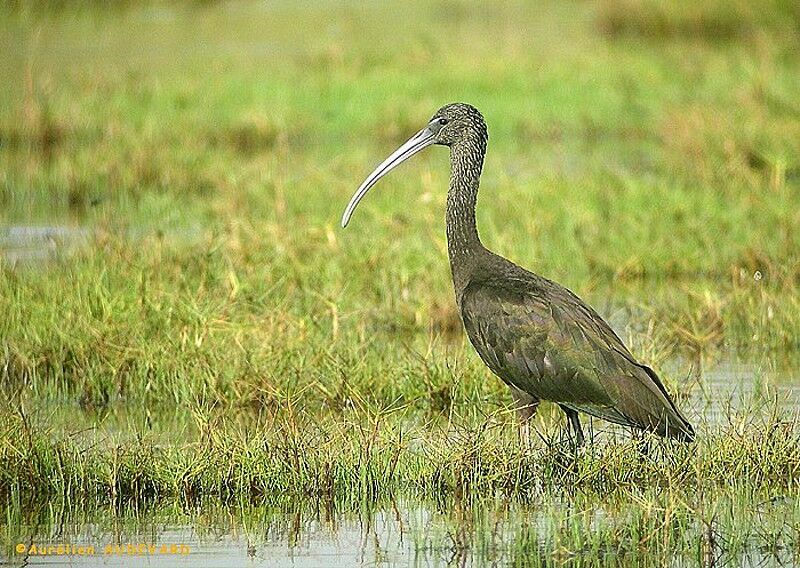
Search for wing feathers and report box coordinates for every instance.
[461,276,694,440]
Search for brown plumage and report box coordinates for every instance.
[342,102,694,444]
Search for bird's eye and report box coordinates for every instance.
[438,118,448,126]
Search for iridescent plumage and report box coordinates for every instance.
[343,103,694,444]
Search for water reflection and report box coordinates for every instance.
[2,497,799,567]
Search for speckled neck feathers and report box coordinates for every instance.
[446,124,489,297]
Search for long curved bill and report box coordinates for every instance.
[341,127,436,228]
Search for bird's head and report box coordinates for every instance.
[341,102,487,228]
[426,102,487,147]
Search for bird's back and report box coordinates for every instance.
[459,253,694,440]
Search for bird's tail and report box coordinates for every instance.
[634,363,696,442]
[664,409,695,442]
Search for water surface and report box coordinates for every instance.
[4,498,799,567]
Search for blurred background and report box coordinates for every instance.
[2,0,797,377]
[1,1,799,565]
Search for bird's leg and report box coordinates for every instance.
[559,405,585,448]
[510,386,539,447]
[632,429,652,459]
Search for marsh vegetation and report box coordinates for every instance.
[1,0,799,564]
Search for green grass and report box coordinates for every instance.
[1,0,799,561]
[3,400,800,564]
[4,398,800,504]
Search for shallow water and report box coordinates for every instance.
[0,225,90,265]
[689,358,800,425]
[3,499,799,567]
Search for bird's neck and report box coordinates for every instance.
[446,138,487,296]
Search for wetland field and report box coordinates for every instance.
[1,1,799,565]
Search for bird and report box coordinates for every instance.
[341,103,694,445]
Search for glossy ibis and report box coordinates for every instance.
[342,103,694,444]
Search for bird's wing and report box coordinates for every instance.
[460,277,693,438]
